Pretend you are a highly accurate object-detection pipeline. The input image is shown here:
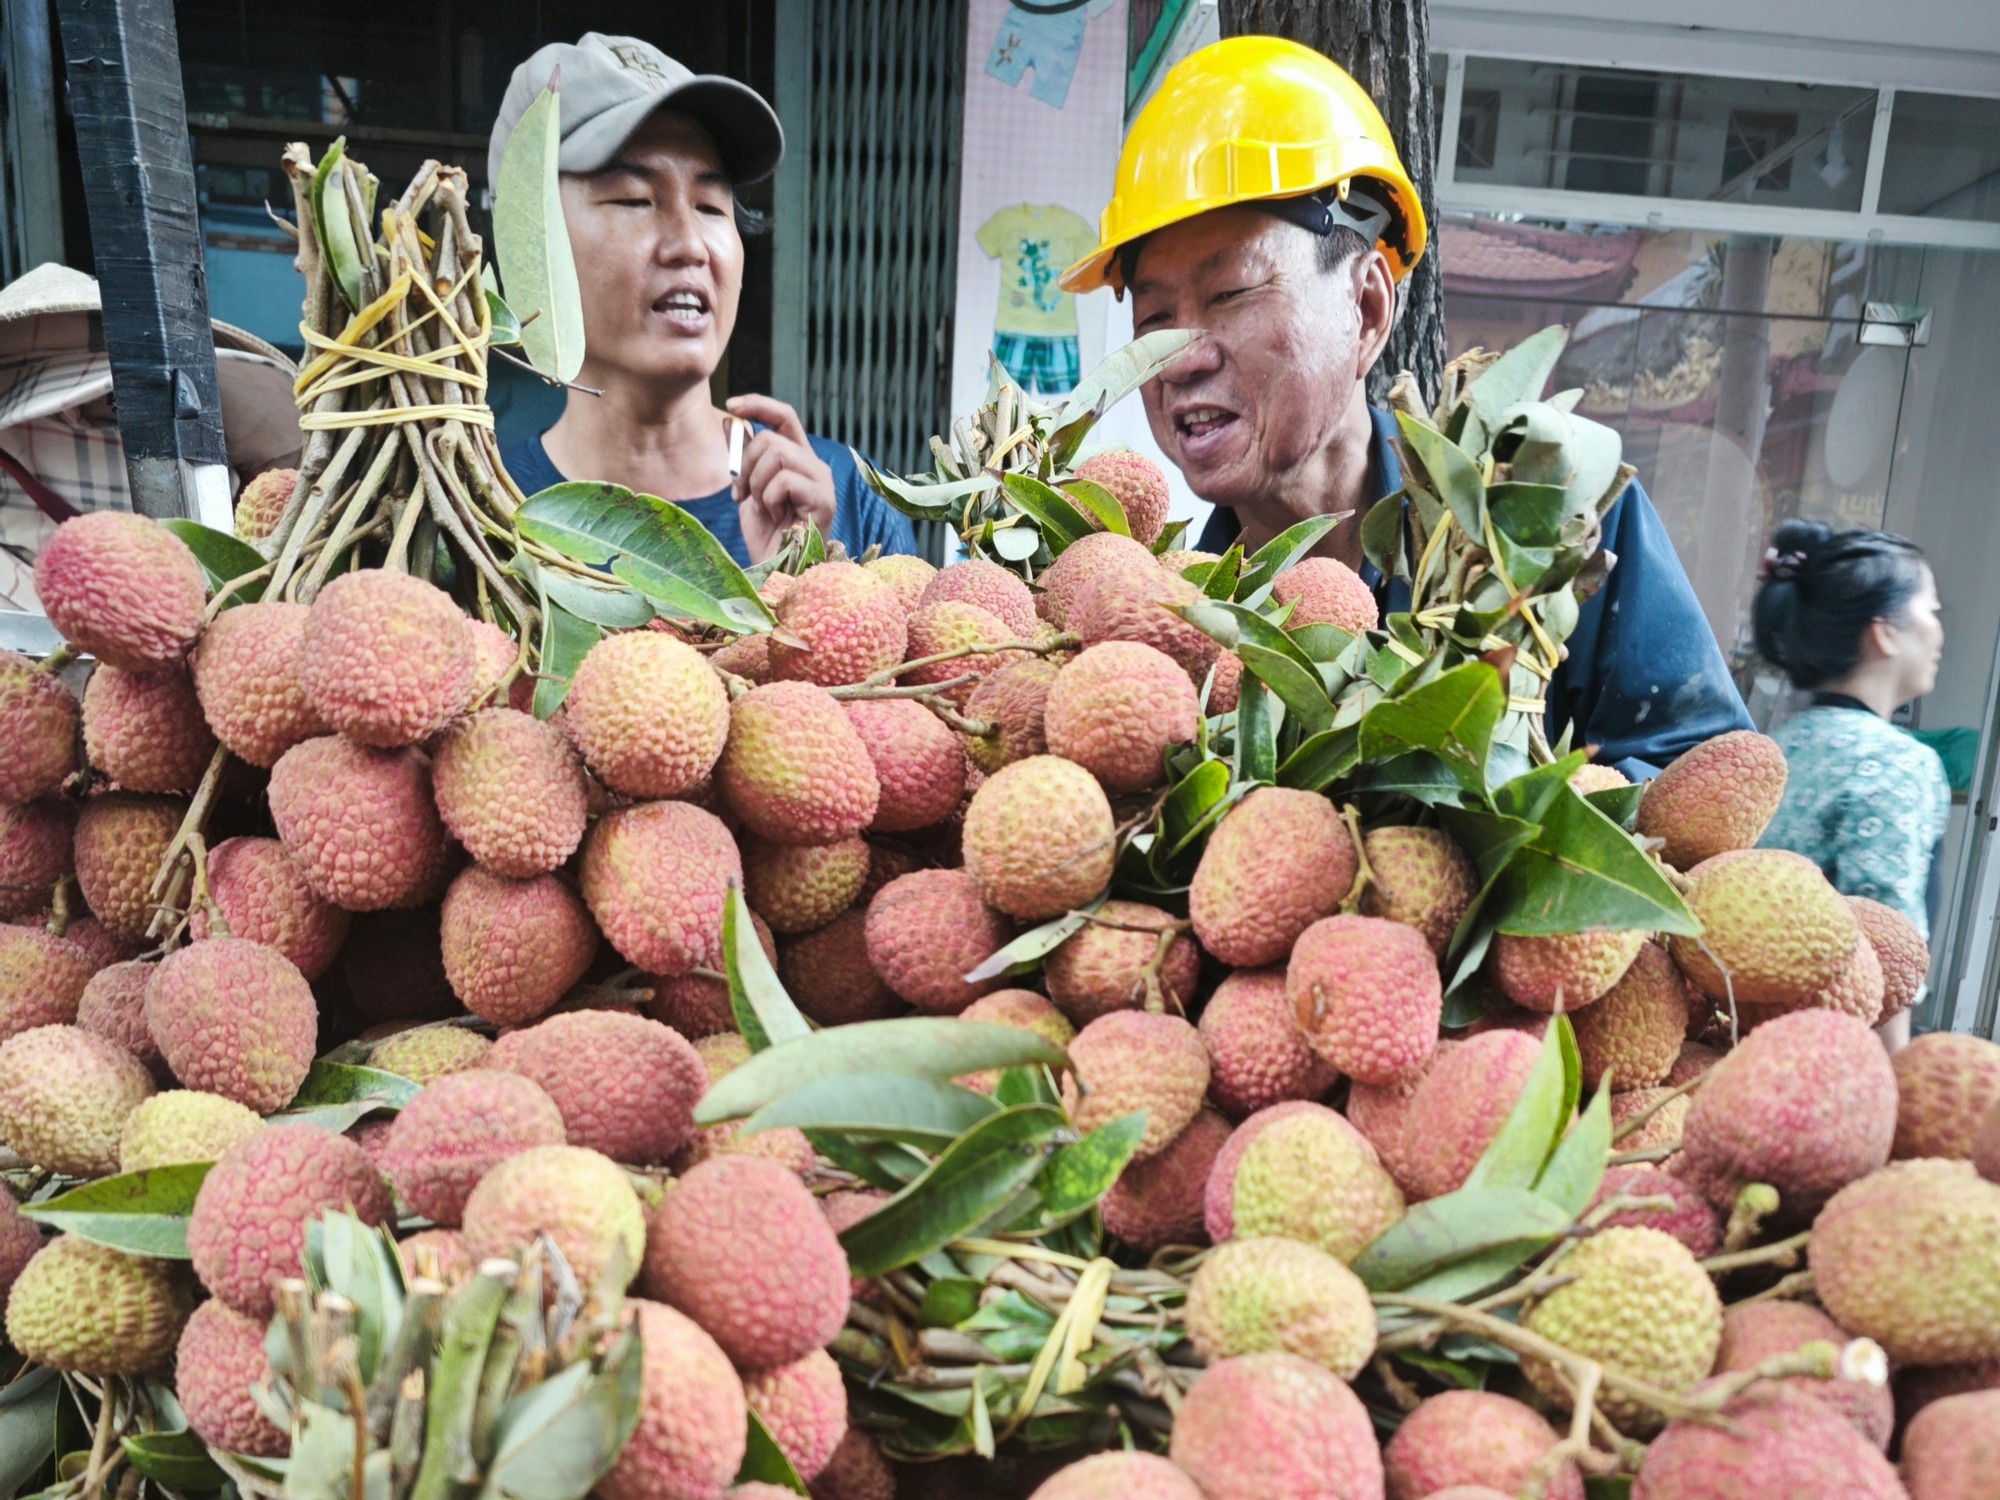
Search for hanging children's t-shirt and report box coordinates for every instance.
[975,202,1098,394]
[983,0,1117,110]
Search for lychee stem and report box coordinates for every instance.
[143,744,233,945]
[854,632,1079,689]
[1608,1068,1708,1145]
[1696,1228,1810,1277]
[35,643,75,675]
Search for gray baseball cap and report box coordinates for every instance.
[487,33,784,191]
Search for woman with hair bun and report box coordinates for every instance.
[1752,518,1948,1046]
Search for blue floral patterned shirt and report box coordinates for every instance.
[1758,699,1952,939]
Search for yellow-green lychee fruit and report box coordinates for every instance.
[433,708,589,877]
[120,1089,263,1172]
[1228,1107,1404,1262]
[1182,1236,1376,1376]
[955,988,1074,1095]
[719,680,881,844]
[1892,1032,2000,1160]
[462,1143,645,1292]
[34,510,206,672]
[769,560,909,687]
[176,1297,289,1456]
[1359,825,1476,956]
[1288,914,1441,1086]
[1398,1028,1545,1201]
[563,630,731,798]
[0,649,81,803]
[298,569,474,747]
[190,600,327,767]
[1043,641,1198,794]
[1631,1384,1905,1500]
[1521,1226,1723,1432]
[1712,1299,1893,1450]
[1100,1107,1229,1251]
[743,833,870,934]
[741,1348,847,1481]
[1071,451,1172,547]
[1570,763,1630,795]
[843,697,965,832]
[1382,1389,1583,1500]
[366,1023,492,1084]
[268,737,451,911]
[379,1068,567,1225]
[1669,849,1861,1009]
[581,800,741,976]
[1901,1389,2000,1500]
[1028,1451,1203,1500]
[1812,1158,2000,1367]
[1493,926,1645,1014]
[1045,900,1198,1023]
[1852,896,1928,1020]
[596,1299,748,1500]
[918,558,1038,636]
[1169,1352,1381,1500]
[900,599,1015,708]
[1636,730,1787,870]
[1035,531,1156,629]
[233,466,296,542]
[1156,549,1222,576]
[1070,563,1219,683]
[487,1010,705,1166]
[0,1023,155,1175]
[440,865,599,1027]
[1205,1102,1370,1241]
[5,1234,191,1373]
[190,835,349,980]
[1061,1010,1209,1159]
[1198,968,1339,1120]
[863,869,1011,1014]
[82,661,215,794]
[1,797,75,922]
[1270,557,1379,633]
[961,754,1115,920]
[0,922,95,1042]
[1573,941,1695,1090]
[1191,788,1356,967]
[73,791,185,940]
[963,656,1059,774]
[145,937,318,1114]
[864,553,936,613]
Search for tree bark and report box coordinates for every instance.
[1219,0,1445,405]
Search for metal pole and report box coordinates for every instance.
[53,0,231,527]
[4,0,67,280]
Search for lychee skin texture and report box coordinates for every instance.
[1670,849,1862,1009]
[268,738,450,912]
[74,792,185,939]
[918,558,1038,637]
[1382,1389,1583,1500]
[565,631,731,798]
[1044,900,1199,1022]
[1611,1087,1690,1153]
[769,561,909,686]
[1573,941,1694,1089]
[233,466,296,542]
[864,553,936,612]
[1036,531,1157,629]
[1100,1108,1230,1251]
[1288,914,1442,1086]
[1360,825,1477,955]
[1227,1107,1405,1262]
[900,600,1014,706]
[961,755,1115,920]
[581,800,742,976]
[0,797,75,921]
[1170,1352,1381,1500]
[188,1124,393,1319]
[176,1298,289,1456]
[35,511,206,672]
[191,836,350,980]
[1190,788,1356,967]
[1902,1390,2000,1500]
[1892,1032,2000,1160]
[378,1069,567,1225]
[461,1144,647,1294]
[1589,1165,1722,1259]
[641,1155,851,1371]
[0,923,95,1041]
[1521,1227,1724,1432]
[5,1234,191,1374]
[1636,729,1788,870]
[1979,1103,2000,1186]
[597,1299,747,1500]
[779,909,897,1027]
[842,697,965,833]
[82,662,216,793]
[0,650,81,803]
[963,657,1058,774]
[1632,1384,1906,1500]
[0,1183,40,1306]
[863,868,1012,1014]
[1062,1010,1210,1159]
[488,1011,705,1165]
[464,619,536,714]
[298,570,474,746]
[120,1090,263,1173]
[1851,896,1928,1019]
[1270,557,1379,634]
[432,709,589,877]
[367,1025,492,1084]
[1072,451,1172,546]
[75,958,161,1073]
[1713,1299,1894,1449]
[440,866,599,1026]
[1811,1158,2000,1367]
[1678,1008,1896,1219]
[1070,563,1220,683]
[1198,968,1339,1119]
[146,938,318,1114]
[742,834,870,935]
[1027,1452,1204,1500]
[741,1349,847,1482]
[1204,1102,1373,1243]
[1493,926,1645,1013]
[1043,641,1198,794]
[719,681,881,844]
[1183,1236,1377,1375]
[190,601,327,767]
[0,1024,155,1175]
[1396,1028,1543,1201]
[655,914,780,1036]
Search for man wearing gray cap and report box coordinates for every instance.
[491,34,915,565]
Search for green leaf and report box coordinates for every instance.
[1151,518,1191,555]
[1233,674,1277,787]
[23,1164,209,1258]
[1537,1083,1613,1218]
[1049,331,1201,457]
[532,597,600,720]
[485,287,524,348]
[516,483,774,634]
[0,1368,59,1500]
[494,83,585,382]
[803,1132,921,1192]
[1059,479,1130,537]
[838,1106,1067,1276]
[1362,486,1409,577]
[290,1399,392,1500]
[695,1019,1070,1126]
[1455,325,1567,451]
[1359,661,1506,795]
[1000,473,1094,550]
[1586,1476,1634,1500]
[478,1334,643,1500]
[1035,1112,1148,1222]
[918,1277,988,1328]
[1183,544,1241,600]
[743,1075,998,1143]
[1585,781,1643,830]
[528,565,655,630]
[121,1429,226,1490]
[726,885,810,1052]
[1180,601,1334,736]
[1277,726,1360,791]
[1463,1017,1580,1194]
[964,909,1095,984]
[1507,403,1625,527]
[854,453,994,518]
[160,520,268,603]
[1354,1186,1574,1293]
[1161,758,1233,856]
[995,1065,1061,1110]
[1395,414,1488,540]
[1235,514,1341,600]
[312,141,366,313]
[305,1213,404,1383]
[1487,783,1698,937]
[279,1059,421,1122]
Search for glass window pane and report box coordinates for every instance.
[1879,92,2000,223]
[1459,58,1876,212]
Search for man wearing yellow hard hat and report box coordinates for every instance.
[1063,37,1752,779]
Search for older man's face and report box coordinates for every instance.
[1129,207,1385,510]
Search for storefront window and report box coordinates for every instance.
[1879,92,2000,224]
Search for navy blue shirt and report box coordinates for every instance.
[1196,406,1754,781]
[501,426,917,566]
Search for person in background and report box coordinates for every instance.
[1753,518,1949,1050]
[489,34,914,565]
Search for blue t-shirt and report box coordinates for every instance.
[501,426,917,566]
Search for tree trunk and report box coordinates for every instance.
[1218,0,1445,405]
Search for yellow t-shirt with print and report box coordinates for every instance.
[976,203,1098,338]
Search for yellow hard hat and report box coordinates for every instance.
[1060,35,1427,294]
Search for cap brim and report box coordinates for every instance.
[561,76,785,186]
